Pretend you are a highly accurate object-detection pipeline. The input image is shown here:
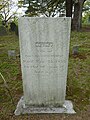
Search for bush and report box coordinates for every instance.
[10,22,17,31]
[15,26,19,36]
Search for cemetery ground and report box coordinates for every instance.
[0,29,90,120]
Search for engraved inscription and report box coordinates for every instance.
[22,40,65,75]
[22,38,67,77]
[35,42,53,47]
[23,53,65,75]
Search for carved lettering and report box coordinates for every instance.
[35,42,53,47]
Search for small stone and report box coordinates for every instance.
[72,46,79,55]
[8,50,16,59]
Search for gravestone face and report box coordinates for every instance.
[19,17,71,107]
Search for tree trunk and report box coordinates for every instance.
[72,0,85,31]
[66,0,73,17]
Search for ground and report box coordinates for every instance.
[0,26,90,120]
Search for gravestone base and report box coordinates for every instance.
[14,97,76,115]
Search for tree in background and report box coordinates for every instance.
[43,0,65,17]
[0,0,7,11]
[66,0,73,17]
[23,0,90,31]
[25,0,42,17]
[0,0,18,26]
[23,0,65,17]
[72,0,86,31]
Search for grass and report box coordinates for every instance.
[0,33,22,118]
[0,31,90,119]
[67,32,90,112]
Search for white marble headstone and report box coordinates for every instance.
[19,17,71,106]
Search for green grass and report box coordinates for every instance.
[67,32,90,112]
[0,33,23,118]
[0,31,90,119]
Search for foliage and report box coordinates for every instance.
[82,12,90,24]
[24,0,65,17]
[82,0,90,24]
[83,0,90,12]
[0,0,18,26]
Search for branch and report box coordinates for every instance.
[6,8,18,22]
[0,72,15,106]
[5,7,13,18]
[0,1,8,11]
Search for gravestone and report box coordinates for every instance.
[15,17,75,115]
[10,22,17,31]
[72,46,79,55]
[8,50,16,59]
[0,26,7,36]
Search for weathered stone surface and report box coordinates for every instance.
[14,97,76,115]
[18,17,71,106]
